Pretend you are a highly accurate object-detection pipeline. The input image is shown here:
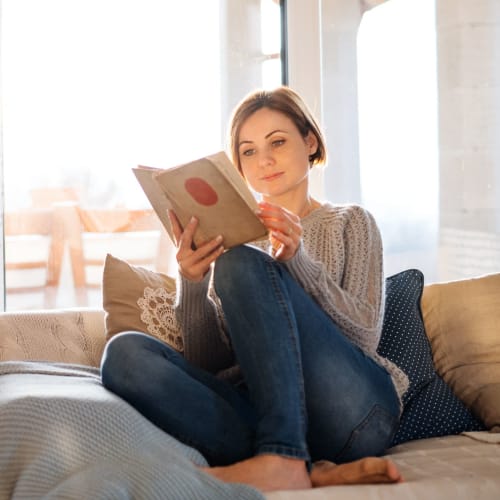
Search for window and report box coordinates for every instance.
[1,0,284,310]
[357,0,500,282]
[357,0,439,281]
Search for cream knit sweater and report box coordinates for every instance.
[175,202,409,403]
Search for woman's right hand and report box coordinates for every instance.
[168,210,224,282]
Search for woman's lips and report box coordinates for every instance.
[261,172,284,182]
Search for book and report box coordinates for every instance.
[133,151,268,249]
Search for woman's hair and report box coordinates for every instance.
[228,86,327,172]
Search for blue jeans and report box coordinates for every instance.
[101,245,400,466]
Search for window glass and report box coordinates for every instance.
[357,0,439,281]
[1,0,284,310]
[357,0,500,283]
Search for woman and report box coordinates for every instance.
[101,86,408,492]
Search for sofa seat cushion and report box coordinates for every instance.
[266,434,500,500]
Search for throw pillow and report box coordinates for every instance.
[421,273,500,431]
[391,369,484,446]
[377,269,435,404]
[102,254,183,352]
[378,269,484,445]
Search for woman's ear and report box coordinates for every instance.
[306,131,318,157]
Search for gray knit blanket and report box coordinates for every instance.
[0,361,263,500]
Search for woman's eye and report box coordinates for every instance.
[272,139,285,147]
[241,148,255,157]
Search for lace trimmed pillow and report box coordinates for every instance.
[102,254,183,352]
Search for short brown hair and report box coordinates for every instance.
[228,86,327,172]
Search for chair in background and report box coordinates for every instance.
[4,208,65,309]
[59,204,168,306]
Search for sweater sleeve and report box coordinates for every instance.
[283,205,385,354]
[175,271,234,373]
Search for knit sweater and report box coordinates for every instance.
[175,202,409,403]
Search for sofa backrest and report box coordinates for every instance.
[0,308,105,368]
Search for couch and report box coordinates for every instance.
[1,257,499,499]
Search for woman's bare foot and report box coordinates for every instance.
[310,457,403,487]
[201,454,311,492]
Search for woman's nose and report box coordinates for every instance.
[258,151,274,167]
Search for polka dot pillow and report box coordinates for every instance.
[377,269,435,405]
[377,269,484,445]
[392,369,484,445]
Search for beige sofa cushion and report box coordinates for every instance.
[421,273,500,430]
[102,254,183,351]
[0,309,105,367]
[266,434,500,500]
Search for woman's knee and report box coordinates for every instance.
[214,245,269,290]
[216,245,261,270]
[101,332,153,390]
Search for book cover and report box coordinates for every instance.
[133,151,268,249]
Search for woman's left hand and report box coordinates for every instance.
[256,201,302,261]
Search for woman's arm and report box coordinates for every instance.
[175,272,234,373]
[283,205,385,354]
[168,210,233,372]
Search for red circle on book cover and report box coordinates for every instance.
[184,177,219,206]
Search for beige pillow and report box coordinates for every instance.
[421,273,500,430]
[102,254,183,352]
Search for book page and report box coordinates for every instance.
[134,152,268,249]
[132,166,175,243]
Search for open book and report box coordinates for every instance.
[133,151,268,249]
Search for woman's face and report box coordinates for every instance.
[237,107,317,198]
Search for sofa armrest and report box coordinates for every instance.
[0,308,106,368]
